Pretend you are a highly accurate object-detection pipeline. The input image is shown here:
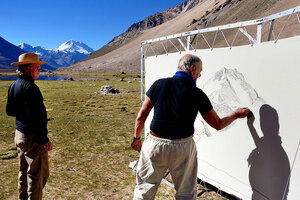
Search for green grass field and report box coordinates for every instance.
[0,74,226,199]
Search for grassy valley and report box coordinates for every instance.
[0,74,226,199]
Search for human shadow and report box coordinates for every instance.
[247,104,290,200]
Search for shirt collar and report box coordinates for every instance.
[173,71,196,86]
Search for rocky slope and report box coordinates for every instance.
[60,0,300,73]
[86,0,200,60]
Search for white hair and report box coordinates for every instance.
[177,54,201,72]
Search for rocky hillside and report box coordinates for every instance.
[87,0,200,60]
[60,0,300,73]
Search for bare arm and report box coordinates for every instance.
[202,108,249,130]
[131,96,153,151]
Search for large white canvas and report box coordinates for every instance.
[144,35,300,199]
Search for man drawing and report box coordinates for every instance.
[131,54,249,200]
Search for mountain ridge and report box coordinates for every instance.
[17,40,94,70]
[57,40,94,54]
[86,0,200,60]
[62,0,299,73]
[0,36,26,69]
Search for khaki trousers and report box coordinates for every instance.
[15,130,49,200]
[133,134,198,200]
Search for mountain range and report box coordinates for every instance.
[1,0,299,73]
[0,36,25,70]
[59,0,300,73]
[0,39,93,71]
[86,0,201,60]
[17,40,94,70]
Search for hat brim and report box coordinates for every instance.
[11,61,47,66]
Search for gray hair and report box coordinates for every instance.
[16,64,30,76]
[177,54,201,72]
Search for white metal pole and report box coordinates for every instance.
[140,43,144,105]
[257,23,262,43]
[187,36,190,51]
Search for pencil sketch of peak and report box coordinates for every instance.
[194,67,265,138]
[204,67,265,118]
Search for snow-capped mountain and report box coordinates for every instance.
[18,43,53,57]
[17,40,94,70]
[18,42,35,50]
[57,40,93,54]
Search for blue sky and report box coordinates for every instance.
[0,0,184,51]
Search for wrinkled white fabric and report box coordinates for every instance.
[133,134,197,200]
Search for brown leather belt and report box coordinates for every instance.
[150,131,162,138]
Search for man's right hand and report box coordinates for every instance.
[44,141,53,151]
[235,108,249,118]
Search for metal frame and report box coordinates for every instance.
[140,5,300,103]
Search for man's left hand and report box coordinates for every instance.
[131,139,142,152]
[44,141,53,151]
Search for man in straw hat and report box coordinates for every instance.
[6,53,53,200]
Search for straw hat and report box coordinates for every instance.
[11,53,47,66]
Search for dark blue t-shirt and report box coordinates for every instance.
[146,76,212,139]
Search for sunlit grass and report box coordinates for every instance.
[0,74,226,199]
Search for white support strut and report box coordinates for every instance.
[141,5,300,46]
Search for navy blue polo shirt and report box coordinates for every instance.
[6,75,49,144]
[146,76,212,139]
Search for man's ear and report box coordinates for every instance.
[190,65,195,75]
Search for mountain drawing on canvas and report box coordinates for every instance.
[194,67,265,140]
